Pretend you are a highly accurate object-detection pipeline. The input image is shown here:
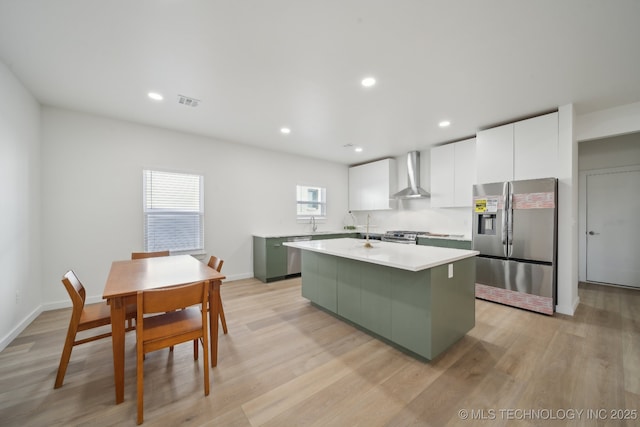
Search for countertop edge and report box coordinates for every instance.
[284,238,478,272]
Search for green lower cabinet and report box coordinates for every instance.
[301,252,337,311]
[336,258,361,324]
[417,237,472,250]
[315,254,338,312]
[360,263,392,339]
[390,268,432,358]
[429,257,476,357]
[300,251,476,360]
[301,252,318,301]
[253,236,287,282]
[312,233,358,240]
[254,234,358,283]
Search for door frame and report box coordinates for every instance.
[578,165,640,283]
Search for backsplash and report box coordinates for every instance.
[349,198,472,238]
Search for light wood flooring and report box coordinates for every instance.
[1,278,638,426]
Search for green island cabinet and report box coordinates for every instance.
[417,236,472,250]
[253,233,357,283]
[300,251,476,360]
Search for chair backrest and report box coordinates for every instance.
[207,255,224,273]
[139,281,208,315]
[131,250,170,260]
[61,270,86,310]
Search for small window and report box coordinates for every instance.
[143,170,204,254]
[296,185,326,219]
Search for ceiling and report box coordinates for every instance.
[1,1,640,165]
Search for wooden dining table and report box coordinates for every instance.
[102,254,225,404]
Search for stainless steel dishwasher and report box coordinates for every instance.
[287,236,311,275]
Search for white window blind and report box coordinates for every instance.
[143,170,204,253]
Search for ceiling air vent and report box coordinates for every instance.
[177,94,200,107]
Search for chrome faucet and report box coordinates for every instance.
[311,216,317,232]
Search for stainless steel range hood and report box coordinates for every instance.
[392,151,430,199]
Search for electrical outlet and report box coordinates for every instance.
[15,290,21,303]
[448,264,453,278]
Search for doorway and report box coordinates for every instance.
[584,167,640,288]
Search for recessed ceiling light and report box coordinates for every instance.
[148,92,163,101]
[280,127,291,134]
[354,147,363,152]
[439,120,451,128]
[361,77,376,88]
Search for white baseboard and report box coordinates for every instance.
[555,296,580,316]
[0,305,44,353]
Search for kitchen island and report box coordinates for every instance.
[283,238,479,360]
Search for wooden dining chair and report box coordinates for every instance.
[136,281,209,424]
[207,255,228,334]
[54,270,136,389]
[131,250,170,260]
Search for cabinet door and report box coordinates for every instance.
[348,166,362,211]
[360,161,378,210]
[360,263,392,339]
[367,159,395,210]
[266,238,287,279]
[430,144,455,207]
[453,138,476,206]
[476,124,514,184]
[348,159,395,211]
[514,112,558,180]
[336,258,361,324]
[390,268,431,357]
[315,254,337,312]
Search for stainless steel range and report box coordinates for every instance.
[381,230,420,244]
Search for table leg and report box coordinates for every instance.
[110,297,126,404]
[209,279,220,367]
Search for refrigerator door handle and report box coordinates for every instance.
[507,190,514,257]
[501,182,509,256]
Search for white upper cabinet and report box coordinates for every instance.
[348,158,396,211]
[431,144,455,207]
[514,112,558,180]
[476,123,514,183]
[476,112,558,183]
[431,138,476,207]
[454,138,477,206]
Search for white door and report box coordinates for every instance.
[586,169,640,288]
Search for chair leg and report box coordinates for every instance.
[137,352,144,424]
[219,299,228,334]
[126,317,136,331]
[203,329,210,397]
[54,320,79,389]
[193,339,198,360]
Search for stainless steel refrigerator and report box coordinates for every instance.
[472,178,558,315]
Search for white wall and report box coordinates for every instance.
[41,107,349,308]
[556,104,579,315]
[579,132,640,171]
[576,101,640,142]
[577,132,640,282]
[0,62,42,350]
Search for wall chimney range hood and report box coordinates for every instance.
[393,151,430,199]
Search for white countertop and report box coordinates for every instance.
[284,238,478,272]
[253,230,357,239]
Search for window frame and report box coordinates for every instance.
[296,184,327,220]
[142,169,205,255]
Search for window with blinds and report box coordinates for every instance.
[143,170,204,254]
[296,185,326,219]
